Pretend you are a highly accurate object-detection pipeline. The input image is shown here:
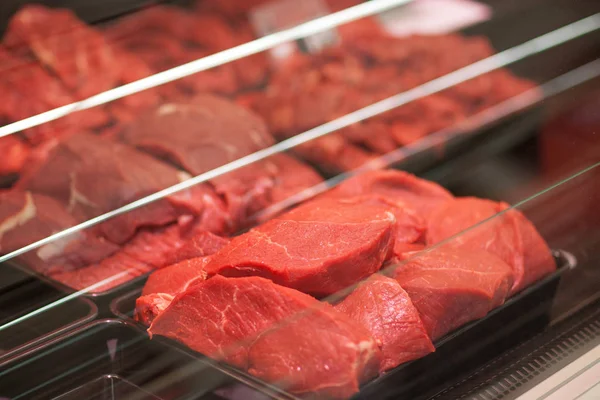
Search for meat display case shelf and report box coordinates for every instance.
[0,263,97,364]
[100,251,574,400]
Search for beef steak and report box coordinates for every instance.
[121,95,273,175]
[426,197,555,294]
[247,299,381,400]
[149,275,378,372]
[205,197,396,296]
[394,247,514,340]
[0,191,118,270]
[16,133,216,244]
[335,274,434,372]
[325,170,453,220]
[121,95,322,231]
[136,257,211,325]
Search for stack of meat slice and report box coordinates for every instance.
[243,32,535,173]
[140,169,556,399]
[120,93,323,231]
[105,4,268,100]
[3,5,159,127]
[0,5,159,177]
[1,95,322,292]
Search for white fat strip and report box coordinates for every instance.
[67,172,98,211]
[0,192,37,242]
[36,233,83,262]
[157,103,178,116]
[177,171,193,182]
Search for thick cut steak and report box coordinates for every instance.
[0,48,109,144]
[5,5,158,122]
[51,251,152,293]
[394,247,513,340]
[0,191,118,270]
[121,95,273,175]
[121,95,322,230]
[16,133,218,243]
[136,257,211,325]
[247,301,380,400]
[210,154,323,229]
[149,276,378,371]
[325,170,453,220]
[335,275,434,372]
[51,222,228,292]
[426,197,555,294]
[205,197,396,296]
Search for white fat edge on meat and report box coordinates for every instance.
[67,172,98,212]
[36,234,84,261]
[0,192,37,242]
[249,128,270,148]
[177,171,193,182]
[157,103,179,116]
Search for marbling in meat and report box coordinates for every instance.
[335,274,435,372]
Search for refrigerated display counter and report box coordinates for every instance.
[0,0,598,399]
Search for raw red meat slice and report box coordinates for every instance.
[121,95,273,176]
[51,221,228,293]
[210,154,324,229]
[160,229,230,267]
[142,257,211,297]
[121,96,322,231]
[205,197,396,296]
[50,252,152,292]
[247,302,380,399]
[335,274,434,372]
[393,247,514,340]
[294,133,379,174]
[5,5,115,97]
[0,136,29,175]
[16,133,214,244]
[0,191,118,270]
[0,48,110,143]
[105,8,239,97]
[326,170,454,220]
[149,275,378,375]
[5,5,159,123]
[136,257,211,325]
[426,197,555,294]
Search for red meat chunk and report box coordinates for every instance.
[142,257,211,297]
[150,276,381,376]
[247,301,380,400]
[205,197,396,296]
[50,222,228,293]
[16,133,220,244]
[121,95,323,231]
[426,197,556,294]
[51,252,152,293]
[325,170,454,220]
[120,95,274,175]
[5,5,159,122]
[0,48,110,143]
[0,191,118,271]
[136,257,211,325]
[335,275,434,372]
[394,247,514,340]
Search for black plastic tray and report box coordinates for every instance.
[0,319,255,400]
[0,262,97,363]
[107,250,575,400]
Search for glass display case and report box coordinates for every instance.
[0,0,598,399]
